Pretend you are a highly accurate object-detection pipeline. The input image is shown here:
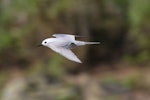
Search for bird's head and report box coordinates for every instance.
[38,38,52,47]
[41,39,49,46]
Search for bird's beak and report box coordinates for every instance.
[37,44,43,47]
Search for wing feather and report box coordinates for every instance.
[52,34,75,41]
[50,45,82,63]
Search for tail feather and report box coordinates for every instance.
[75,40,100,46]
[84,42,100,45]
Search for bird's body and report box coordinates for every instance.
[41,34,100,63]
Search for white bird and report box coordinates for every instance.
[39,34,100,63]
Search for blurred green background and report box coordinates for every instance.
[0,0,150,100]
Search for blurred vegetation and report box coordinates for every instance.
[0,0,150,67]
[0,0,150,100]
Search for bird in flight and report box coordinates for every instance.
[39,34,100,63]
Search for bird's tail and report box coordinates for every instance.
[75,41,100,46]
[84,42,100,45]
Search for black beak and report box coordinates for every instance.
[37,44,43,47]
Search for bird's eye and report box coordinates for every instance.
[44,42,47,44]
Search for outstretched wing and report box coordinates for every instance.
[52,34,75,41]
[49,45,82,63]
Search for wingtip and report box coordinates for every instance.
[78,61,82,63]
[75,60,82,63]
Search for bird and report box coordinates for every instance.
[39,34,100,63]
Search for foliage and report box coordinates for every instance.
[0,0,150,79]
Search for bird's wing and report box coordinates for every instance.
[52,34,75,41]
[50,45,82,63]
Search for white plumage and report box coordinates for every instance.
[41,34,100,63]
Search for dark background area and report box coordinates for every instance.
[0,0,150,100]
